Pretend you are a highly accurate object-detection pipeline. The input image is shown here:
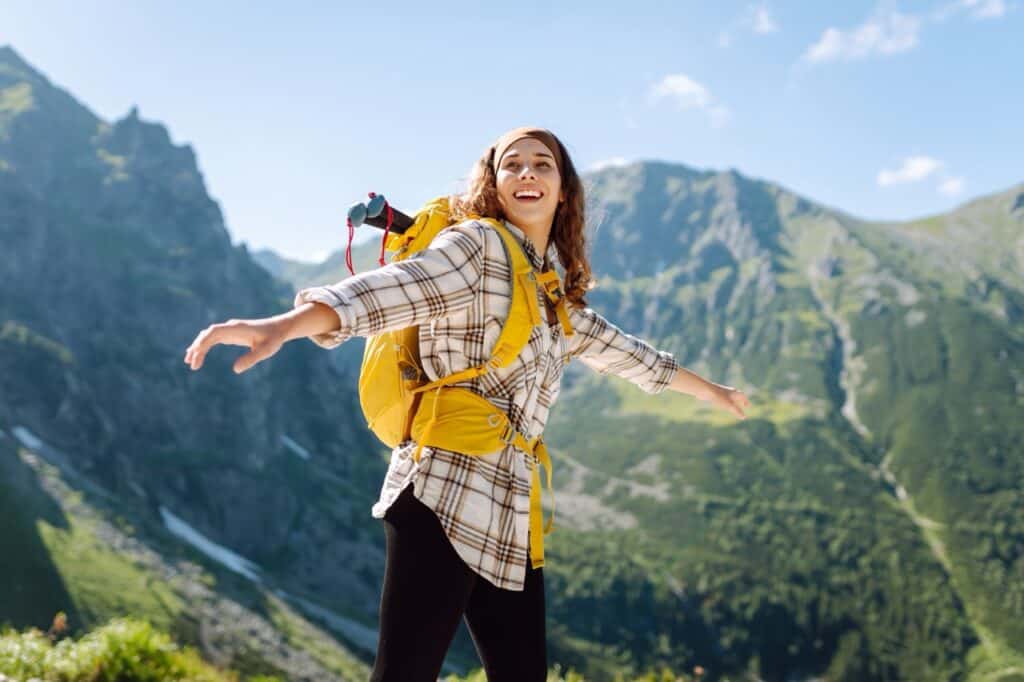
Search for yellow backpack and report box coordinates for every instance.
[357,195,574,568]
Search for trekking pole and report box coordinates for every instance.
[346,193,414,233]
[343,192,414,275]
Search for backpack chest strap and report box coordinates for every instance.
[534,269,575,337]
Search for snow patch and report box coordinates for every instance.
[627,454,662,477]
[160,506,262,582]
[11,426,44,451]
[905,308,927,327]
[280,434,311,460]
[275,589,379,653]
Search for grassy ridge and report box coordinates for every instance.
[0,435,372,680]
[0,618,278,682]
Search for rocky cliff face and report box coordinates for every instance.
[0,45,387,620]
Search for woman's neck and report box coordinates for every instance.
[510,218,551,256]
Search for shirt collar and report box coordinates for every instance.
[501,219,558,271]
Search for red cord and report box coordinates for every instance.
[345,191,392,273]
[345,216,355,276]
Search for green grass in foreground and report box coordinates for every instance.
[0,616,706,682]
[444,664,702,681]
[0,617,279,682]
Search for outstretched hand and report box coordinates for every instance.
[700,383,751,420]
[184,318,288,374]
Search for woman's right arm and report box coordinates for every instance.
[185,221,487,373]
[291,220,487,349]
[184,305,336,374]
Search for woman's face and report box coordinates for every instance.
[495,137,563,231]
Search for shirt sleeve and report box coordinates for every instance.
[292,221,487,349]
[565,305,681,395]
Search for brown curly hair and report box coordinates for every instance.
[449,132,594,309]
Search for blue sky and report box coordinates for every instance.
[3,1,1021,261]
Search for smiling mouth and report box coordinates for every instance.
[513,190,544,202]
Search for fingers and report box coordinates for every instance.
[184,327,213,370]
[183,321,235,371]
[729,389,750,420]
[183,320,280,374]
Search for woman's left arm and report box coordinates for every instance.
[566,305,749,420]
[666,366,750,420]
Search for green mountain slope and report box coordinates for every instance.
[534,164,1024,680]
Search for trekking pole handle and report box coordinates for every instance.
[346,194,415,234]
[364,196,411,233]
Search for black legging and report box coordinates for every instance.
[370,482,547,681]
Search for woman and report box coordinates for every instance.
[184,127,750,681]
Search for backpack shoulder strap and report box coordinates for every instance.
[478,218,546,369]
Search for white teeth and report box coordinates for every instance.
[515,190,542,198]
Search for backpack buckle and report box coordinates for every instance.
[537,274,563,302]
[488,413,515,446]
[499,421,515,445]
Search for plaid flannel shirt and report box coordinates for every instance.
[294,219,681,591]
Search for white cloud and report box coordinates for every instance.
[802,2,1007,67]
[939,177,966,195]
[652,74,712,108]
[933,0,1009,20]
[649,74,732,128]
[961,0,1008,17]
[751,3,779,33]
[877,156,943,186]
[588,157,631,172]
[803,12,921,63]
[719,3,778,48]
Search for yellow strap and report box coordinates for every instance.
[411,384,444,464]
[512,432,555,568]
[534,270,562,301]
[535,439,555,535]
[552,300,574,338]
[520,271,543,326]
[529,464,545,568]
[410,363,492,395]
[534,270,575,338]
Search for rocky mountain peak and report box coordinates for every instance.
[0,45,43,81]
[583,160,808,283]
